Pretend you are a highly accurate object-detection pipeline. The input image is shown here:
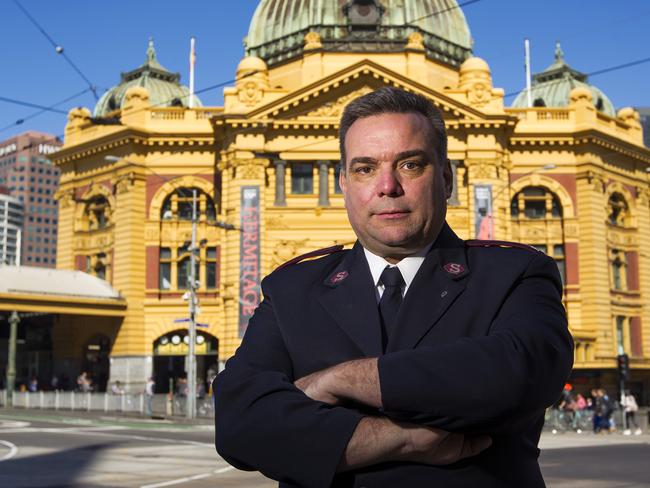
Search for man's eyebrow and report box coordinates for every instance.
[349,156,377,166]
[394,150,429,161]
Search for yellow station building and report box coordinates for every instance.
[7,0,649,398]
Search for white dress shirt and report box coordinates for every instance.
[363,243,433,303]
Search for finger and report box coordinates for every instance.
[458,435,492,461]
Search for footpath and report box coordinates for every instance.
[0,406,213,431]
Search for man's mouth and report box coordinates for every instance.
[375,210,410,219]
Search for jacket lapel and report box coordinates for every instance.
[387,224,470,353]
[318,242,383,357]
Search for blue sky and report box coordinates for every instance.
[1,0,649,140]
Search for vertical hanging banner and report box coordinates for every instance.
[474,185,494,240]
[239,186,261,337]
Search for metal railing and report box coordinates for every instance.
[0,390,213,418]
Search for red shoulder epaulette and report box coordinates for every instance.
[465,239,541,253]
[275,245,345,271]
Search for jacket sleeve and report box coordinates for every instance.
[213,277,363,488]
[378,252,574,434]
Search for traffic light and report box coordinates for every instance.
[617,353,630,381]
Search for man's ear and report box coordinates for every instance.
[338,163,347,195]
[442,158,453,199]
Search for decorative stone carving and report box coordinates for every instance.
[239,80,264,107]
[458,57,500,109]
[267,215,289,230]
[406,32,425,51]
[304,31,323,50]
[467,81,491,108]
[55,188,75,208]
[467,162,497,180]
[271,239,308,268]
[235,56,269,108]
[307,86,374,118]
[115,172,136,194]
[236,163,266,180]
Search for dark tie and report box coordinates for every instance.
[379,266,404,351]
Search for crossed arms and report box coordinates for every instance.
[213,253,573,487]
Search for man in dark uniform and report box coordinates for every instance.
[214,87,573,487]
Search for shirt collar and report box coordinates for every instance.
[363,242,434,291]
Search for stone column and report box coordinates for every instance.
[318,161,330,207]
[274,160,287,207]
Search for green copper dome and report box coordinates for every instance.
[512,43,615,117]
[246,0,473,68]
[94,39,202,117]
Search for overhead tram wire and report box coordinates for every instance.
[0,96,69,115]
[503,55,650,99]
[0,88,92,134]
[13,1,487,148]
[21,31,649,151]
[12,0,98,101]
[406,0,485,25]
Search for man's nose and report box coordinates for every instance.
[377,168,403,197]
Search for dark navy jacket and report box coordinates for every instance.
[214,223,574,488]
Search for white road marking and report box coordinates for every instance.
[0,420,30,429]
[0,440,19,461]
[140,466,234,488]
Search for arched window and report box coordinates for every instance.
[510,186,562,219]
[610,249,627,291]
[84,196,111,230]
[161,187,216,221]
[86,252,110,281]
[511,186,565,285]
[607,193,629,227]
[158,245,218,291]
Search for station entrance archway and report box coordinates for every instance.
[152,329,219,395]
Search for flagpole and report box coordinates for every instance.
[189,37,196,109]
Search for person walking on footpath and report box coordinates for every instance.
[145,377,155,417]
[622,390,642,435]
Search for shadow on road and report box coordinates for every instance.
[0,442,120,488]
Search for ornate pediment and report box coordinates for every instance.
[245,60,486,123]
[305,86,374,118]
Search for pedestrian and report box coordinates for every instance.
[28,376,38,393]
[110,380,125,395]
[214,87,573,487]
[145,377,155,417]
[622,390,642,435]
[601,389,615,432]
[77,371,91,392]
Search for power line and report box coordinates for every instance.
[407,0,485,25]
[0,96,69,114]
[0,88,91,134]
[503,55,650,99]
[13,0,98,100]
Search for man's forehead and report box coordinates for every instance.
[345,115,434,162]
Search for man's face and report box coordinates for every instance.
[340,112,452,261]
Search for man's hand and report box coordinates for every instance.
[399,422,492,466]
[294,358,381,407]
[294,365,341,405]
[338,417,492,472]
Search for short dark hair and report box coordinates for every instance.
[338,87,447,169]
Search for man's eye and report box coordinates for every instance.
[402,161,422,170]
[355,166,373,174]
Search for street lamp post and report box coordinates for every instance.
[6,311,20,406]
[186,189,199,420]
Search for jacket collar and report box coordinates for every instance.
[319,223,470,356]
